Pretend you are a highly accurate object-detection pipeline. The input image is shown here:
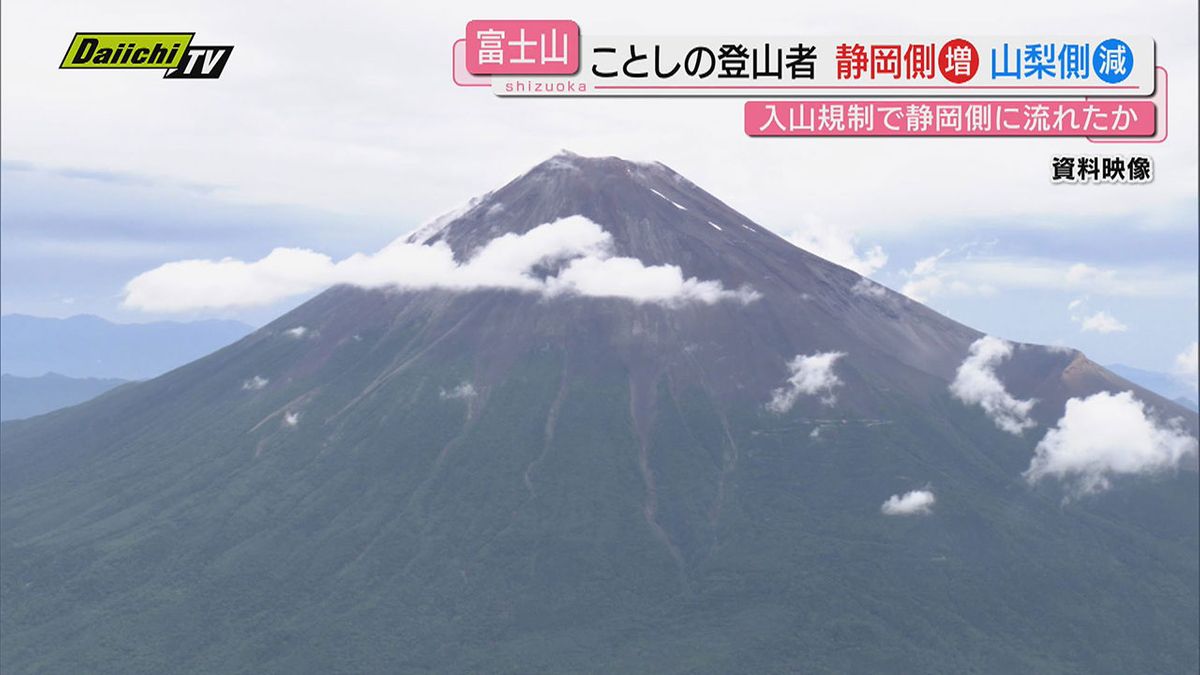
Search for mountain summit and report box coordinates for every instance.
[2,153,1196,674]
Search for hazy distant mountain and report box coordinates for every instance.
[1106,363,1198,410]
[0,313,253,379]
[0,373,128,421]
[1,153,1196,674]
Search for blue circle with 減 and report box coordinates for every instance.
[1092,38,1133,83]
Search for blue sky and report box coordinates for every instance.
[1,0,1196,377]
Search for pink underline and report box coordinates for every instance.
[593,84,1141,90]
[1087,66,1168,144]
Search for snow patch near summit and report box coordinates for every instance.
[648,188,688,211]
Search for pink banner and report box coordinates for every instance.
[745,100,1155,136]
[465,20,579,75]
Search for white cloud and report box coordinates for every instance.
[1065,263,1118,288]
[283,411,300,427]
[122,216,758,312]
[546,255,759,306]
[440,382,478,400]
[900,249,993,302]
[900,276,943,303]
[913,250,949,277]
[768,351,846,413]
[900,274,941,303]
[405,195,488,245]
[1175,342,1199,387]
[241,375,268,390]
[851,278,887,298]
[901,254,1195,304]
[1078,310,1128,334]
[123,247,332,312]
[284,326,309,338]
[881,489,936,516]
[950,336,1037,435]
[784,215,887,277]
[1067,298,1128,333]
[1025,391,1198,496]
